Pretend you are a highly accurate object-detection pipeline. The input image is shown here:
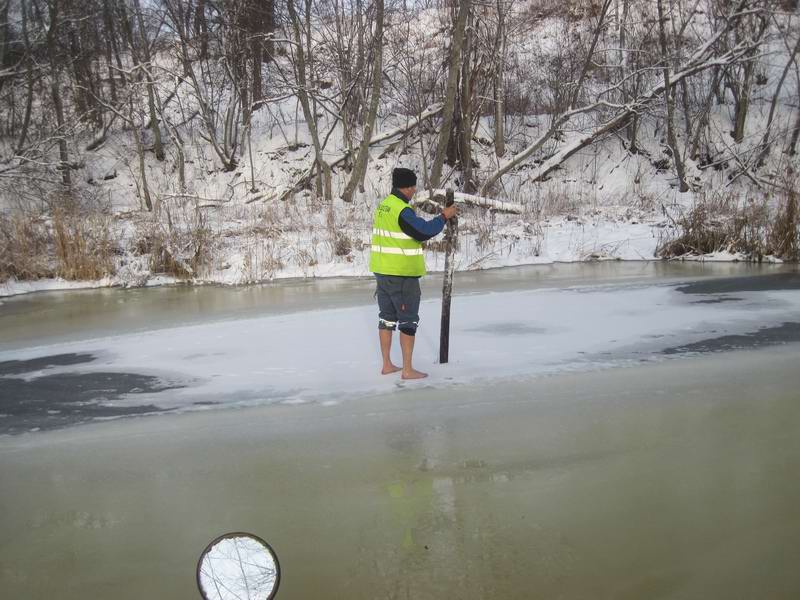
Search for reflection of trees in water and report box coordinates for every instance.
[200,536,276,600]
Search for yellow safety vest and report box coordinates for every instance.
[369,194,426,276]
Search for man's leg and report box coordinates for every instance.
[379,329,401,374]
[399,331,427,379]
[398,277,426,380]
[376,275,401,374]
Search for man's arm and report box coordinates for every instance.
[398,208,446,242]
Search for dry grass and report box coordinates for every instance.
[656,193,799,261]
[333,233,352,257]
[133,200,215,279]
[767,191,799,261]
[0,207,115,283]
[242,236,285,282]
[657,203,739,258]
[425,237,460,253]
[0,213,54,281]
[52,209,116,280]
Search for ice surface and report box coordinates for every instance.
[4,277,800,418]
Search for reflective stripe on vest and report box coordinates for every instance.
[369,194,426,276]
[372,228,413,240]
[371,245,423,255]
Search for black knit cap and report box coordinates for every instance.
[392,167,417,189]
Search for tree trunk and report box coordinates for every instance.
[195,0,208,61]
[618,0,639,152]
[480,0,613,193]
[51,77,71,189]
[130,96,153,211]
[274,104,444,203]
[493,0,506,158]
[165,0,236,170]
[287,0,332,200]
[732,60,753,143]
[248,0,272,107]
[102,0,118,103]
[109,0,127,86]
[46,0,71,189]
[758,31,800,165]
[690,68,719,160]
[657,0,688,192]
[484,9,755,189]
[132,0,165,161]
[730,15,767,143]
[459,6,474,193]
[788,71,800,156]
[788,108,800,156]
[16,0,34,153]
[429,0,470,190]
[0,0,10,92]
[342,0,384,203]
[65,8,99,126]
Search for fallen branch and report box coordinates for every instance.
[253,103,444,204]
[160,193,227,204]
[427,189,523,214]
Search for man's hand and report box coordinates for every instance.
[442,204,458,220]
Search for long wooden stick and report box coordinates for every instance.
[439,189,458,364]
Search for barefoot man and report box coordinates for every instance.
[370,168,458,379]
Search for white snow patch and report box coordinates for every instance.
[5,281,800,416]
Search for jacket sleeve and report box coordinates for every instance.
[398,208,446,242]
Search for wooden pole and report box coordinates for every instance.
[439,189,458,364]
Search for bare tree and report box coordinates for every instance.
[481,0,758,192]
[657,0,689,192]
[287,0,333,200]
[45,0,72,189]
[492,0,507,158]
[429,0,470,190]
[127,0,166,161]
[758,15,800,165]
[163,0,240,171]
[341,0,384,203]
[720,1,769,143]
[480,0,614,194]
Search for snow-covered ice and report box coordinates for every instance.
[4,274,800,420]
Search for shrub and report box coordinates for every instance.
[333,233,352,257]
[52,208,115,280]
[767,191,799,261]
[657,198,789,261]
[0,213,54,281]
[137,201,214,279]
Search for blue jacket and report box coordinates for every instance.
[391,188,446,242]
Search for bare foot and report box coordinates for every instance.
[381,364,402,375]
[401,368,428,380]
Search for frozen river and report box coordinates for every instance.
[2,262,800,433]
[1,262,800,598]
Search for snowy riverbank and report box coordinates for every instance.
[0,203,764,299]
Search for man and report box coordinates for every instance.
[369,167,458,379]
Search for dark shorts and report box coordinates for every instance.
[375,274,421,336]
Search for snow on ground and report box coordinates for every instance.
[0,205,666,297]
[4,277,800,417]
